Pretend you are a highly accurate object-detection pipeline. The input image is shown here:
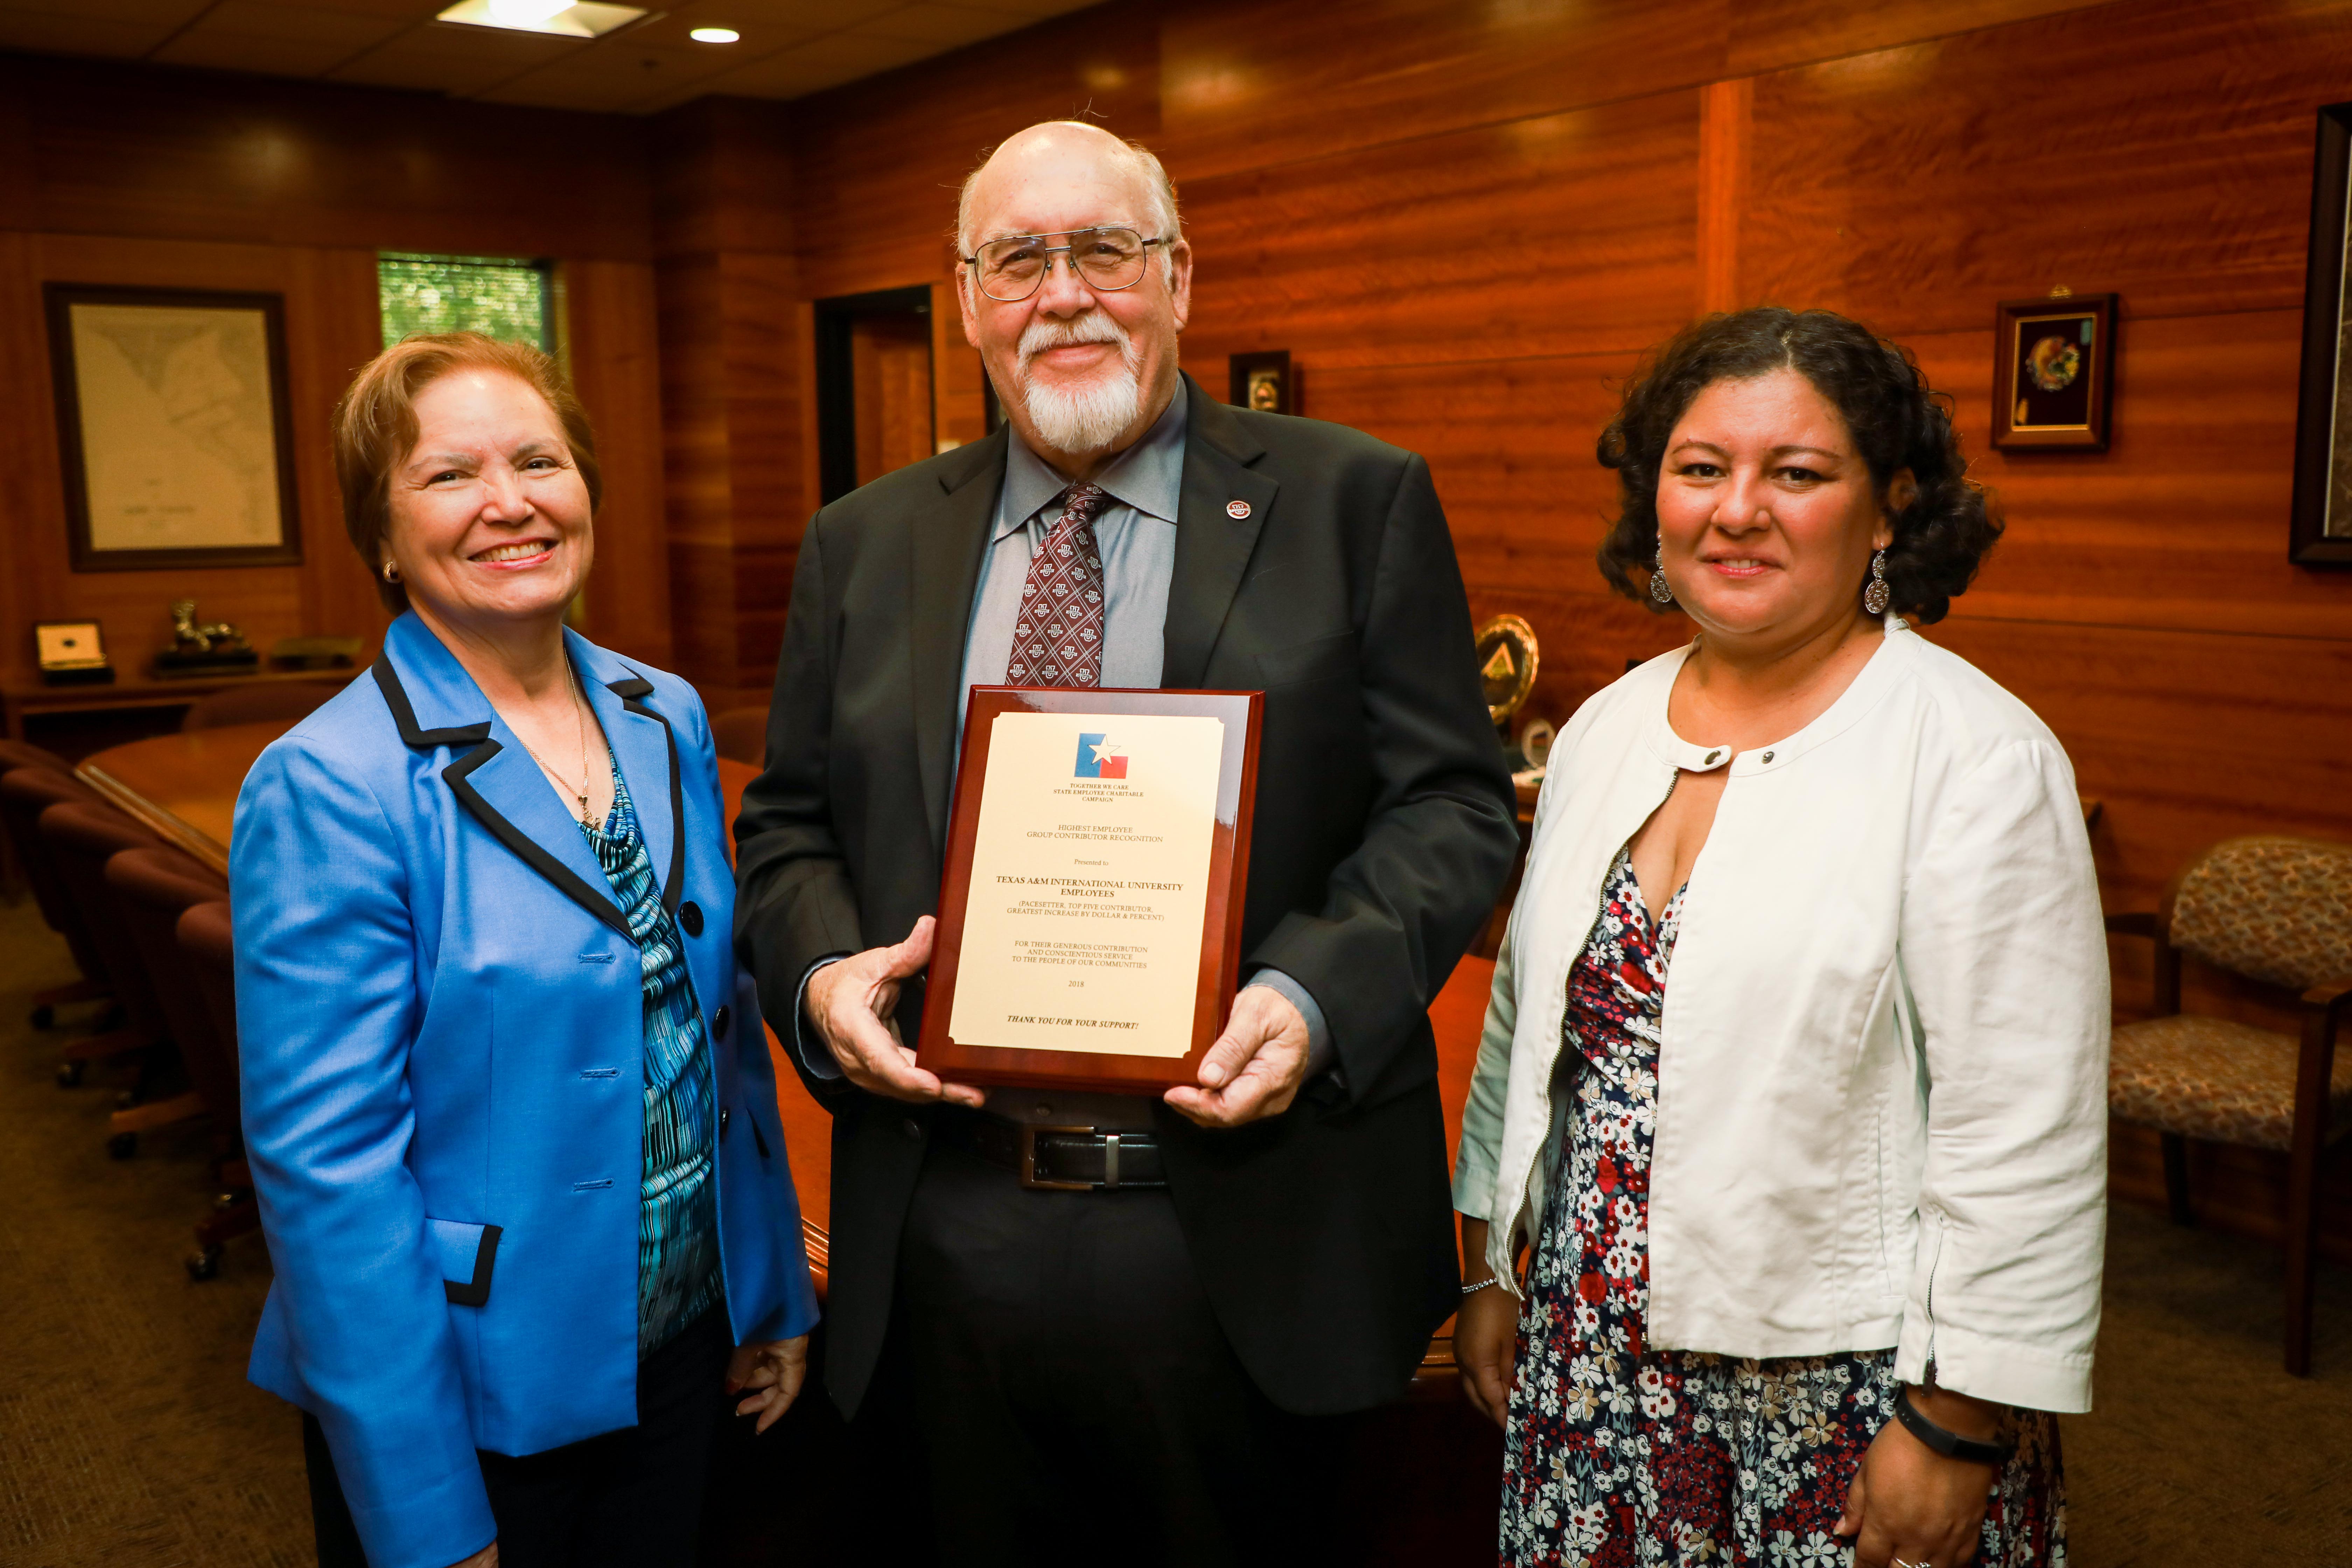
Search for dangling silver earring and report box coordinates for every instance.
[1862,548,1890,615]
[1649,536,1674,604]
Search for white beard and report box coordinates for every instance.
[1015,313,1144,455]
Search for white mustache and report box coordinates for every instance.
[1017,312,1136,372]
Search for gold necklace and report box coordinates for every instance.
[515,661,599,828]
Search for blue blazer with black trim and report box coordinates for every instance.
[232,613,818,1568]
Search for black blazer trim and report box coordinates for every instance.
[371,654,635,942]
[607,674,686,919]
[443,1223,503,1307]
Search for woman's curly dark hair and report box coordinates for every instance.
[1596,307,2001,625]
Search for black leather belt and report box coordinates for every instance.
[938,1111,1167,1191]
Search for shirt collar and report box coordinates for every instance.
[995,379,1190,542]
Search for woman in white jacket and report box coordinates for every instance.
[1452,308,2106,1568]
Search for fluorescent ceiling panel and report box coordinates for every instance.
[435,0,646,37]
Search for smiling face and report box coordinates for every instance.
[1655,368,1912,648]
[383,368,593,639]
[956,124,1192,470]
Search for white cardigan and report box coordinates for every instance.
[1454,621,2108,1413]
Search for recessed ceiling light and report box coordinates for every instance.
[436,0,648,38]
[689,26,740,43]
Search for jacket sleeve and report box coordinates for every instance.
[733,514,868,1109]
[1450,929,1517,1224]
[1243,453,1522,1105]
[1894,735,2109,1413]
[233,738,497,1568]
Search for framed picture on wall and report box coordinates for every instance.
[2290,99,2352,566]
[43,283,303,572]
[1990,293,2115,452]
[1229,350,1293,415]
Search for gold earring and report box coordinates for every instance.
[382,562,400,584]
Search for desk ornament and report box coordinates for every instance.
[1474,613,1545,767]
[917,686,1264,1095]
[34,621,114,686]
[154,599,257,676]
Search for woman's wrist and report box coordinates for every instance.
[1904,1381,2002,1442]
[1458,1215,1497,1286]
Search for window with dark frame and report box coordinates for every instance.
[377,253,553,350]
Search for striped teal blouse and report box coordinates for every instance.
[580,765,723,1357]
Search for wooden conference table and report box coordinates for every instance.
[74,723,1493,1393]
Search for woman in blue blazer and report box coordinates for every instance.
[233,334,817,1568]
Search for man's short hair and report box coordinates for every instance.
[954,123,1183,274]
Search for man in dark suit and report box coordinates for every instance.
[735,120,1518,1564]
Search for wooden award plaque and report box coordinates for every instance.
[916,686,1263,1094]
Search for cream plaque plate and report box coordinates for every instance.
[945,710,1224,1058]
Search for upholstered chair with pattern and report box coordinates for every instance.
[2107,835,2352,1376]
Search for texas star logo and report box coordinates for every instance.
[1072,732,1128,779]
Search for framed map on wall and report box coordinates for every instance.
[43,284,303,572]
[2292,100,2352,566]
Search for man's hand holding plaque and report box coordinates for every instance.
[1162,983,1311,1127]
[803,916,986,1108]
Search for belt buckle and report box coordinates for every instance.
[1018,1124,1099,1191]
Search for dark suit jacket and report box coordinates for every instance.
[735,375,1519,1419]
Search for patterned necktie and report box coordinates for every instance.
[1009,483,1110,687]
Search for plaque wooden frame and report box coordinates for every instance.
[917,686,1264,1094]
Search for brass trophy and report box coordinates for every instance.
[1473,614,1545,774]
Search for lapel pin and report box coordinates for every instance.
[1226,499,1252,519]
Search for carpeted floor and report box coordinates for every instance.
[1,890,2346,1567]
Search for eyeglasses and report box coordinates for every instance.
[963,227,1167,303]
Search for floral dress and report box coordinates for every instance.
[1498,848,2069,1567]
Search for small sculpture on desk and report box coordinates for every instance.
[154,599,259,677]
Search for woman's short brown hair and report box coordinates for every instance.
[332,332,601,615]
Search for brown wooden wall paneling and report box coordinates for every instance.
[560,259,673,672]
[1696,78,1751,315]
[784,4,1162,304]
[650,98,806,697]
[931,280,993,456]
[1738,0,2352,331]
[0,52,654,261]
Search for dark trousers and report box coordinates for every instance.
[306,1306,733,1568]
[897,1135,1360,1568]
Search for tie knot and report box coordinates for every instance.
[1056,483,1110,524]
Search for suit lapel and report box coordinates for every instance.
[1163,378,1276,689]
[911,430,1008,851]
[373,615,630,941]
[576,631,683,917]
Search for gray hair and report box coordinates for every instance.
[954,123,1183,278]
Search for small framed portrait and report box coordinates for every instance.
[1991,293,2116,452]
[44,283,304,573]
[1229,350,1293,416]
[2291,100,2352,566]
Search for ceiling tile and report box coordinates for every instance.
[281,0,445,15]
[691,24,928,96]
[0,10,177,55]
[615,7,814,50]
[324,20,577,93]
[694,0,908,34]
[472,36,742,108]
[151,29,370,72]
[853,2,1031,48]
[184,0,414,45]
[0,0,209,22]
